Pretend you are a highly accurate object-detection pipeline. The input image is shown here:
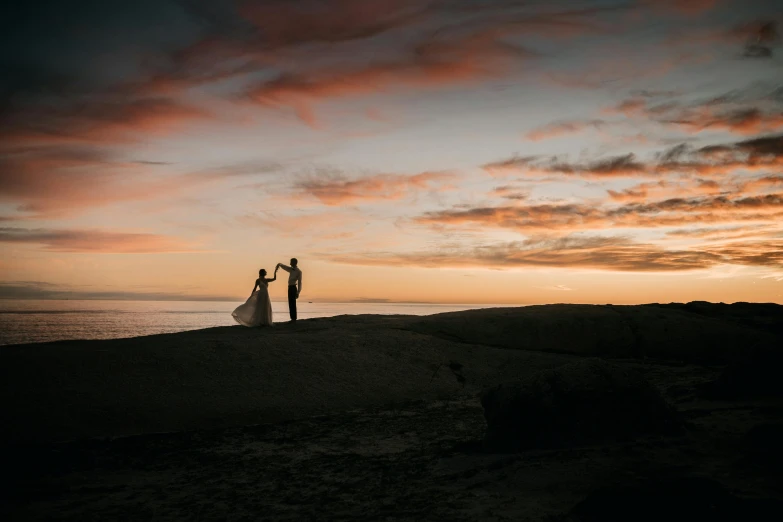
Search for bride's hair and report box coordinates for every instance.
[259,269,267,277]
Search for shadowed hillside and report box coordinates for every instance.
[2,302,781,445]
[2,303,783,521]
[408,302,783,362]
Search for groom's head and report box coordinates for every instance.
[290,258,298,267]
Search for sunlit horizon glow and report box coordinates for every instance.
[1,0,782,305]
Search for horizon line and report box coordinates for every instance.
[0,296,774,307]
[0,296,522,306]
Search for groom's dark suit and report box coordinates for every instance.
[287,284,298,321]
[278,264,302,321]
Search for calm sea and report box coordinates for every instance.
[0,300,504,346]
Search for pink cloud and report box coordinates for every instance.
[489,186,529,201]
[525,120,605,141]
[414,192,783,233]
[294,171,459,205]
[0,99,210,148]
[672,108,783,136]
[324,234,783,272]
[666,225,778,241]
[485,134,783,180]
[246,37,522,127]
[606,88,783,136]
[0,227,200,253]
[0,150,148,217]
[238,0,423,48]
[483,153,649,178]
[240,4,625,126]
[607,178,727,202]
[0,149,272,218]
[739,175,783,193]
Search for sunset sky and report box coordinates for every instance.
[1,0,782,304]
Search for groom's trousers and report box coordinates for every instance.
[288,285,298,321]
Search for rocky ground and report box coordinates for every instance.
[2,303,782,521]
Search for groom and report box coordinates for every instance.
[277,258,302,322]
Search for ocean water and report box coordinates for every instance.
[0,300,504,346]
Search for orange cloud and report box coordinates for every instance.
[239,3,629,126]
[609,98,648,117]
[415,193,783,233]
[607,179,726,202]
[293,171,459,205]
[703,239,783,267]
[666,225,778,241]
[483,153,649,178]
[0,281,235,301]
[0,227,199,253]
[0,149,274,218]
[669,108,783,135]
[603,97,679,118]
[238,0,423,48]
[485,134,783,179]
[324,234,782,272]
[741,175,783,193]
[607,181,668,202]
[606,89,783,136]
[612,193,783,215]
[247,36,523,127]
[0,149,150,216]
[416,203,605,231]
[123,0,620,109]
[489,186,529,200]
[525,120,605,141]
[0,98,210,148]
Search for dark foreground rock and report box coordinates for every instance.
[410,302,783,363]
[481,359,682,451]
[2,360,781,522]
[702,350,783,400]
[0,317,574,444]
[2,302,780,445]
[741,423,783,471]
[562,477,783,522]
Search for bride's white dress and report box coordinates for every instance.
[232,280,273,327]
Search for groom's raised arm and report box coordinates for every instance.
[278,263,292,273]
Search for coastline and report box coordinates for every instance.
[0,300,512,347]
[2,302,781,444]
[2,302,782,521]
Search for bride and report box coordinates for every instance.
[232,267,277,327]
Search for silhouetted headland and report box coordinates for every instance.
[2,301,781,444]
[2,302,782,521]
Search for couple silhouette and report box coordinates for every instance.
[232,258,303,327]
